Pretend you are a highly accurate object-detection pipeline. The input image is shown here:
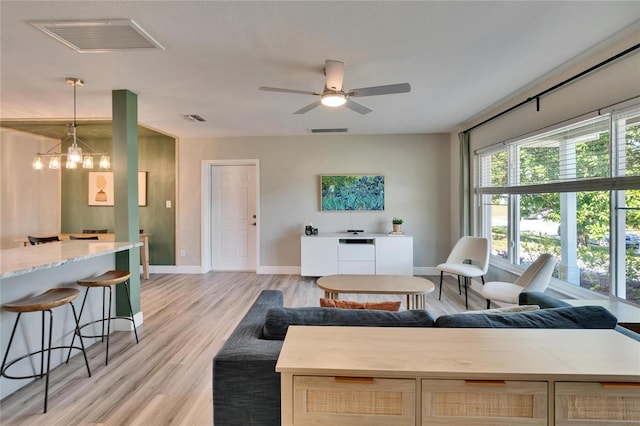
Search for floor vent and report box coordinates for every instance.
[309,128,348,134]
[30,19,164,52]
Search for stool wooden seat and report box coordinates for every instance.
[1,288,91,413]
[68,270,139,366]
[3,288,80,312]
[78,270,131,287]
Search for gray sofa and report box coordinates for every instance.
[213,289,638,426]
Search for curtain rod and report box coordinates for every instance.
[463,42,640,134]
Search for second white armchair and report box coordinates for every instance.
[481,253,557,309]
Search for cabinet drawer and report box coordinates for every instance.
[422,379,548,425]
[338,261,376,275]
[555,381,640,425]
[293,375,415,426]
[338,244,375,261]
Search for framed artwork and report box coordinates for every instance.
[320,175,385,211]
[138,172,147,206]
[88,172,147,206]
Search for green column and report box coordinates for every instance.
[112,89,141,317]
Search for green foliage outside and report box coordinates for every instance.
[489,122,640,303]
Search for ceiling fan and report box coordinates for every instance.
[259,60,411,115]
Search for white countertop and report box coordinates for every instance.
[0,240,142,279]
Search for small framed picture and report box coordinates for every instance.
[88,172,147,206]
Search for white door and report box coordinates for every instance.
[211,165,257,271]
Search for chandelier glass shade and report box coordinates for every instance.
[32,77,110,170]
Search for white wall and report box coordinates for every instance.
[0,128,60,249]
[449,30,640,240]
[177,133,452,271]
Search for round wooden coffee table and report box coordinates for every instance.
[316,274,436,309]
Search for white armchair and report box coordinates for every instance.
[437,236,490,309]
[481,253,557,309]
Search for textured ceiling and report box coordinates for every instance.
[1,1,639,139]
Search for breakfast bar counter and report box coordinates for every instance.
[0,240,141,399]
[1,240,141,278]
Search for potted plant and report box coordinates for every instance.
[392,217,403,233]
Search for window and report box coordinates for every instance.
[475,105,640,305]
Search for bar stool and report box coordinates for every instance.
[1,288,91,413]
[67,270,139,366]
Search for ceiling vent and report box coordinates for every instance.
[30,19,164,52]
[184,114,206,122]
[309,128,348,134]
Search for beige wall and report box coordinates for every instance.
[0,128,60,249]
[177,133,452,271]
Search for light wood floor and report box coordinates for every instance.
[0,272,485,425]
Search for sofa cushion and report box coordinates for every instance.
[319,298,401,311]
[459,305,540,315]
[435,305,617,329]
[519,291,572,308]
[262,307,436,340]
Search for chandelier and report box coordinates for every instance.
[32,77,110,170]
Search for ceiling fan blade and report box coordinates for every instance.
[344,99,373,115]
[294,100,321,114]
[348,83,411,97]
[259,86,320,96]
[324,60,345,91]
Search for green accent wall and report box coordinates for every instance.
[60,130,176,265]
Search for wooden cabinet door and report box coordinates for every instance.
[293,376,415,426]
[422,379,548,425]
[555,382,640,425]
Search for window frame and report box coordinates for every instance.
[474,104,640,306]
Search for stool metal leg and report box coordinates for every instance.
[106,285,112,365]
[102,286,107,342]
[66,287,90,363]
[43,309,53,413]
[1,313,22,377]
[40,311,46,378]
[0,310,52,413]
[123,281,139,344]
[70,302,91,377]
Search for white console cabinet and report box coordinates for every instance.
[301,233,413,276]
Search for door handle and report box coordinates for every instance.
[252,222,256,226]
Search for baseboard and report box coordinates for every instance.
[114,311,144,331]
[413,266,439,276]
[257,266,300,275]
[148,265,206,274]
[145,265,440,276]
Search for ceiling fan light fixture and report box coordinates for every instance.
[321,92,346,107]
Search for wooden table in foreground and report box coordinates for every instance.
[316,274,435,309]
[276,327,640,426]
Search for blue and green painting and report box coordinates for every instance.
[321,175,384,211]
